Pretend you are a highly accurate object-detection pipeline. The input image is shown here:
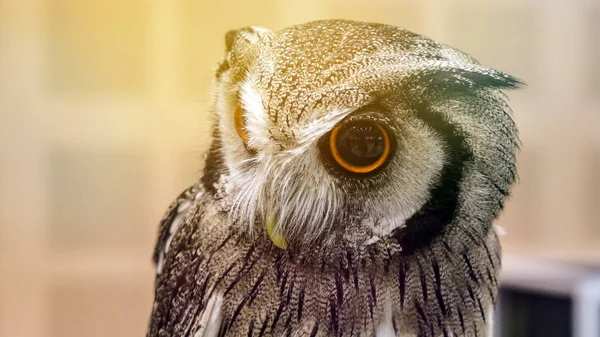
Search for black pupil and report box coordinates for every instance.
[335,121,386,167]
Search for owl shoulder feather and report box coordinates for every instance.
[152,183,204,274]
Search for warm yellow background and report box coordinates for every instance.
[0,0,598,336]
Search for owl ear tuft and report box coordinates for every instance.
[409,65,526,98]
[447,67,526,90]
[224,26,274,52]
[224,29,238,52]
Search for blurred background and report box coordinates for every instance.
[0,0,598,336]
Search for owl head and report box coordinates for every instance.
[202,20,523,253]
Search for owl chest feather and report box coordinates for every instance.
[149,190,500,337]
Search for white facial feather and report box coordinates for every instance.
[239,80,273,153]
[218,80,349,246]
[227,145,342,246]
[217,74,445,246]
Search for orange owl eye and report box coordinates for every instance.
[234,104,249,145]
[329,120,391,174]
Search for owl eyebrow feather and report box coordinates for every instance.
[415,67,525,94]
[352,59,524,101]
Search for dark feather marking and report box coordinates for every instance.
[384,257,391,274]
[224,249,261,296]
[279,271,289,297]
[486,267,497,286]
[338,325,345,337]
[274,253,285,281]
[442,240,454,255]
[340,259,350,281]
[196,272,212,308]
[417,323,426,337]
[457,307,465,333]
[247,319,254,337]
[419,262,428,303]
[443,327,449,337]
[399,263,407,306]
[353,266,359,291]
[257,314,270,337]
[182,293,207,337]
[342,250,353,281]
[271,299,286,330]
[242,245,256,266]
[283,311,294,334]
[209,259,238,298]
[490,178,510,196]
[228,296,249,330]
[384,246,393,274]
[432,259,442,290]
[164,259,200,333]
[297,284,305,323]
[335,273,344,305]
[456,225,483,248]
[368,291,375,320]
[222,271,245,297]
[415,301,428,323]
[467,285,476,302]
[487,284,496,303]
[435,285,447,317]
[346,250,353,267]
[309,322,319,337]
[329,295,339,333]
[320,254,329,272]
[218,318,229,337]
[285,274,295,305]
[477,297,487,323]
[392,317,398,334]
[362,309,369,332]
[369,275,377,306]
[304,95,324,121]
[463,254,479,284]
[483,242,496,268]
[247,269,268,305]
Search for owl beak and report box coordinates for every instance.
[265,209,288,250]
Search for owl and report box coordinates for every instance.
[147,20,523,337]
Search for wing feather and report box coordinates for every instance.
[147,183,212,337]
[152,184,203,274]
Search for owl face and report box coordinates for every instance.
[210,20,521,251]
